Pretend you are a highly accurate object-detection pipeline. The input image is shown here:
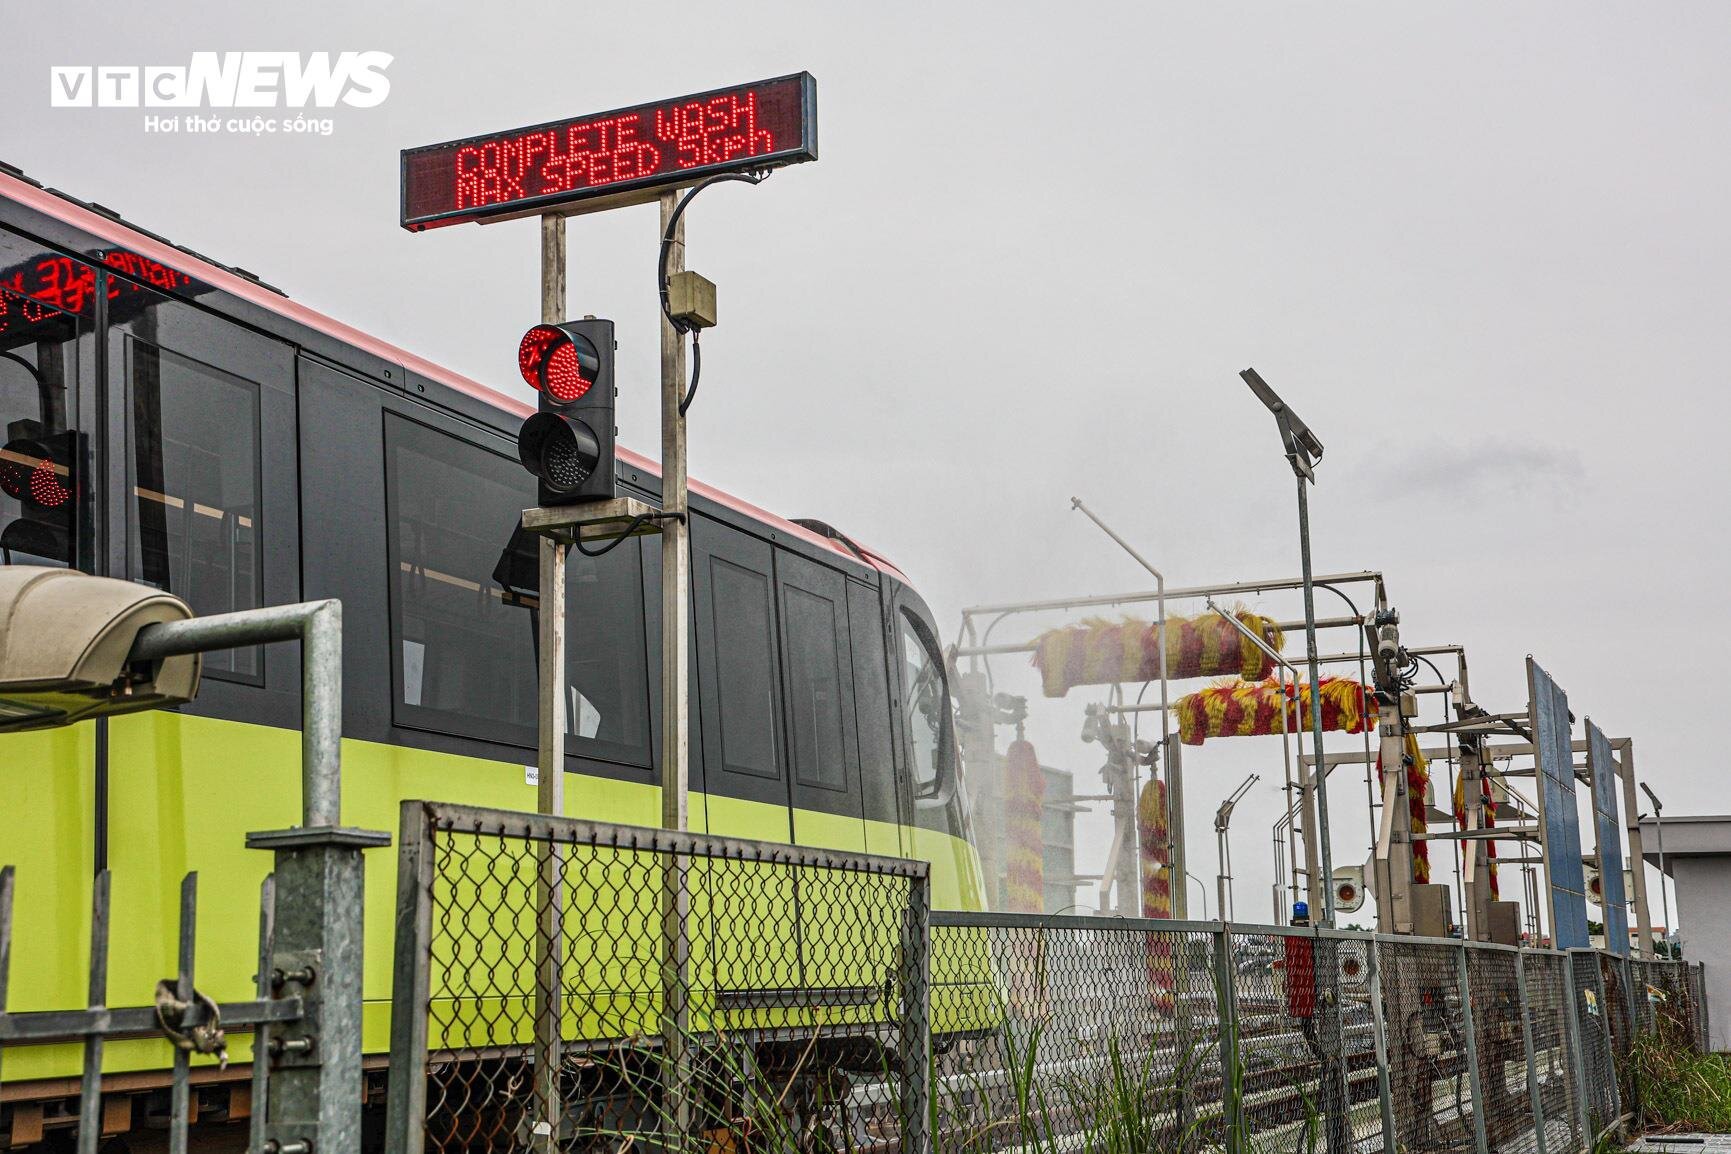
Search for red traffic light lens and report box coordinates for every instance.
[518,325,600,405]
[543,340,594,404]
[517,325,561,388]
[0,440,70,508]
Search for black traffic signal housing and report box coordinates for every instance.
[0,420,77,564]
[515,319,616,507]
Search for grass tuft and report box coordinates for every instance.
[1634,1022,1731,1133]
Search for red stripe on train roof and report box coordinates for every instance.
[0,170,907,583]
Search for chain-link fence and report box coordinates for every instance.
[1523,949,1584,1154]
[923,913,1223,1153]
[1378,938,1475,1154]
[1599,953,1639,1121]
[383,801,930,1154]
[380,805,1711,1154]
[1464,946,1525,1153]
[1569,949,1620,1139]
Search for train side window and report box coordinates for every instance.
[126,338,262,678]
[387,416,536,740]
[709,555,781,780]
[385,415,651,765]
[782,583,848,791]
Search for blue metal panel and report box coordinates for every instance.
[1587,722,1629,956]
[1529,659,1589,949]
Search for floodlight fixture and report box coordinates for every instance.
[1241,367,1324,480]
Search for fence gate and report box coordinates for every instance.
[0,867,307,1153]
[383,800,930,1154]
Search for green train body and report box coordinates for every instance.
[0,170,991,1109]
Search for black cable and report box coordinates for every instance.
[573,511,684,558]
[680,331,701,416]
[1412,653,1448,686]
[657,169,770,416]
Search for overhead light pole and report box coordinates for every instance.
[1240,367,1337,927]
[1640,783,1676,956]
[1214,773,1259,925]
[1187,872,1210,921]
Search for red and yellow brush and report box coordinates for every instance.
[1002,738,1046,914]
[1031,609,1284,698]
[1175,676,1374,746]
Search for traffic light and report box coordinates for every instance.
[0,422,76,564]
[515,319,616,506]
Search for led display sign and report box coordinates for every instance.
[400,73,817,230]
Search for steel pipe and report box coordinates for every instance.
[130,600,343,828]
[960,570,1384,620]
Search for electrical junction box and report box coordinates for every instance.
[1412,883,1453,938]
[1489,901,1522,946]
[667,270,717,330]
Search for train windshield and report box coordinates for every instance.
[899,605,957,798]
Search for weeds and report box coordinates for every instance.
[1633,1029,1731,1133]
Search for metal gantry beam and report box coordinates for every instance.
[959,569,1385,627]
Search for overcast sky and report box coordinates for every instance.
[6,2,1728,931]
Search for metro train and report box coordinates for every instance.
[0,164,986,1139]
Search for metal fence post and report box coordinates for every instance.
[1315,930,1350,1154]
[1455,943,1490,1154]
[77,870,111,1154]
[248,875,277,1154]
[385,802,435,1154]
[169,873,198,1154]
[0,865,12,1093]
[246,824,390,1153]
[1515,951,1548,1154]
[1697,962,1710,1052]
[1364,935,1397,1151]
[1212,926,1242,1154]
[898,867,932,1154]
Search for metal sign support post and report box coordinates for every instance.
[532,213,569,1154]
[657,190,694,1151]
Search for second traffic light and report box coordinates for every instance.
[515,318,616,507]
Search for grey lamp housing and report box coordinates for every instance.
[0,566,201,732]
